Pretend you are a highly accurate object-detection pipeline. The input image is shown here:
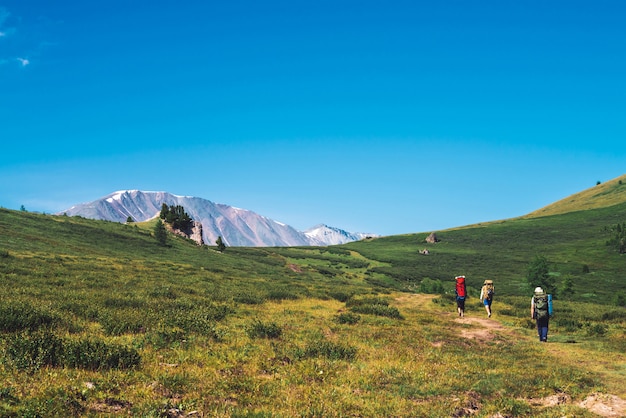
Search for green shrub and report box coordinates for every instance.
[585,323,608,337]
[295,340,357,361]
[246,320,282,339]
[602,310,626,321]
[612,293,626,307]
[345,296,389,307]
[4,330,64,370]
[266,288,299,301]
[63,338,141,370]
[328,291,353,302]
[20,387,86,417]
[3,330,140,371]
[148,286,178,299]
[349,303,403,319]
[103,297,145,309]
[418,278,444,294]
[99,312,147,336]
[145,325,186,349]
[555,318,583,332]
[234,292,266,305]
[333,312,361,325]
[0,249,9,258]
[432,293,455,306]
[0,302,60,332]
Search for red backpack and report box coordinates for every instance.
[455,276,466,298]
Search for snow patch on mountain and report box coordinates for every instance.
[304,224,376,245]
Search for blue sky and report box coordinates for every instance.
[1,1,625,236]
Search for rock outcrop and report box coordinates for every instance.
[425,232,439,243]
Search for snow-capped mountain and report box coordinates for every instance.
[58,190,374,247]
[304,224,374,245]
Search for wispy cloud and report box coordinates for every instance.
[17,57,30,66]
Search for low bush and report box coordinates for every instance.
[99,312,147,336]
[349,303,403,319]
[266,288,299,301]
[419,277,444,294]
[234,291,266,305]
[0,302,60,333]
[3,330,140,371]
[295,339,357,361]
[555,318,583,332]
[246,320,282,339]
[345,296,389,308]
[19,387,86,417]
[63,338,141,370]
[585,323,608,337]
[602,310,626,321]
[145,325,187,349]
[328,291,353,302]
[4,330,64,370]
[333,312,361,324]
[432,294,455,305]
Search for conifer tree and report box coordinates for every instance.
[154,219,168,246]
[216,236,226,252]
[526,255,555,295]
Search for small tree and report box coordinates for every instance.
[606,222,626,254]
[216,236,226,252]
[154,219,168,246]
[526,255,556,295]
[126,216,134,223]
[20,205,26,212]
[560,276,574,299]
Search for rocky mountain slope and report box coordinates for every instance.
[58,190,374,247]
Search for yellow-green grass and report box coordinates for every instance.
[1,290,622,417]
[525,173,626,218]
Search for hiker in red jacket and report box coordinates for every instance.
[455,276,467,317]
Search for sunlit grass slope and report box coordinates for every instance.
[525,174,626,218]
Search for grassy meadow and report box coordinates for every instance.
[0,178,625,417]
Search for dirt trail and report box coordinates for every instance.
[396,293,626,417]
[453,315,514,342]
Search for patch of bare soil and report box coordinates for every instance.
[287,263,302,272]
[526,392,626,417]
[454,316,512,343]
[578,393,626,418]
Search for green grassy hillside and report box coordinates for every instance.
[0,178,625,416]
[525,174,626,218]
[344,200,626,302]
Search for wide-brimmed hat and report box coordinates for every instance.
[534,286,544,293]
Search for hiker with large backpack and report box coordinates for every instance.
[531,286,552,342]
[480,280,494,318]
[454,275,467,317]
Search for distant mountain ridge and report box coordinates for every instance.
[58,190,375,247]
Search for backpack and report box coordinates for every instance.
[455,276,466,298]
[534,294,549,320]
[484,280,494,300]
